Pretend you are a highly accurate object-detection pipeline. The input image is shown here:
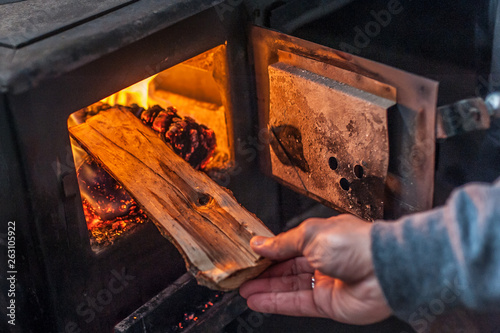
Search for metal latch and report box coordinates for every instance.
[436,92,500,139]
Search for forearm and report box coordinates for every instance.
[372,178,500,322]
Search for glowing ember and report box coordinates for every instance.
[82,198,147,247]
[71,54,231,249]
[130,103,216,170]
[76,103,217,248]
[78,156,148,246]
[172,292,224,331]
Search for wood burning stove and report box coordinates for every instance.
[2,0,482,332]
[0,1,281,332]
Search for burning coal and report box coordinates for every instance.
[130,104,216,170]
[78,156,148,247]
[76,103,217,247]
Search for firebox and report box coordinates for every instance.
[68,46,235,252]
[2,0,486,332]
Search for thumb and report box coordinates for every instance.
[250,225,308,260]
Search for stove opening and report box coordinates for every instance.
[67,45,234,252]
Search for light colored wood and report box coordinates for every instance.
[69,107,274,290]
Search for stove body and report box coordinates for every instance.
[0,0,497,333]
[0,1,287,332]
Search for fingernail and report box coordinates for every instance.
[251,236,268,247]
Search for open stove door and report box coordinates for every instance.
[250,26,439,220]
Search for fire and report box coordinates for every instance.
[100,75,156,109]
[70,46,233,250]
[77,156,148,247]
[82,198,147,246]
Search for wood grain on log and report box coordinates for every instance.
[69,107,274,290]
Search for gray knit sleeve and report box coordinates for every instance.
[371,178,500,326]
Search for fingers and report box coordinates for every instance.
[240,258,313,298]
[250,219,321,260]
[246,291,326,318]
[257,257,313,279]
[250,235,302,260]
[239,273,313,298]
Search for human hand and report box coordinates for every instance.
[239,215,392,325]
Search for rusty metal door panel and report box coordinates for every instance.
[251,26,439,220]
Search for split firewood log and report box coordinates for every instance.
[69,107,274,290]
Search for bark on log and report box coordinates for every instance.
[69,107,274,290]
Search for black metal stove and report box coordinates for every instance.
[1,0,497,333]
[0,1,288,332]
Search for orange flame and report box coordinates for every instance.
[101,75,157,109]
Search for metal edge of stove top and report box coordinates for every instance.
[0,0,26,5]
[0,0,226,94]
[0,0,139,49]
